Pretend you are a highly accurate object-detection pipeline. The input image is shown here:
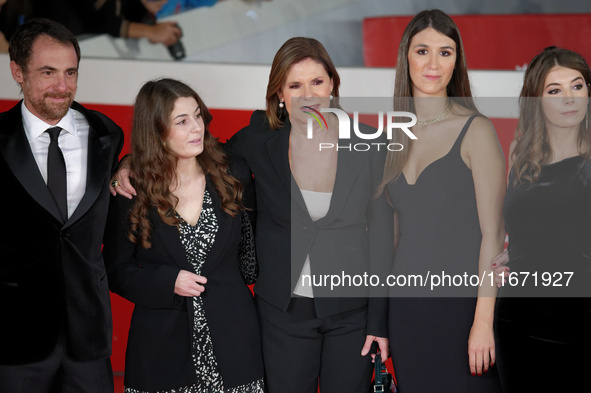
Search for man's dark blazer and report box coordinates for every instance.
[0,100,124,365]
[225,110,393,337]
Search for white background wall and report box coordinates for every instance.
[0,53,524,117]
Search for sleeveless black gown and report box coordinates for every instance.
[495,155,591,392]
[387,115,502,392]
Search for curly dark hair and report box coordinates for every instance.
[129,78,243,248]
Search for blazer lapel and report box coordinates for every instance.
[290,172,308,220]
[201,179,226,273]
[152,211,193,271]
[316,146,367,225]
[150,179,225,274]
[266,125,291,194]
[65,103,113,228]
[264,122,309,216]
[0,102,63,222]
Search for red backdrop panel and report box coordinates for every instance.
[363,14,591,70]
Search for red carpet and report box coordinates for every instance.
[114,373,124,393]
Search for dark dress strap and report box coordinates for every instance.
[450,114,481,154]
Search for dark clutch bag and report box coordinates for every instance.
[370,354,397,393]
[238,210,258,285]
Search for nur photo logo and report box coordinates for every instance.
[302,105,328,130]
[305,107,419,151]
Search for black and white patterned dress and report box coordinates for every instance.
[124,189,264,393]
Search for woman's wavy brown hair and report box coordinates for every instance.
[377,9,478,196]
[512,46,591,185]
[128,78,243,248]
[265,37,341,130]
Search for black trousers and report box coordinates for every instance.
[256,296,373,393]
[0,336,113,393]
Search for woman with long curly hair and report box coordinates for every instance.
[493,47,591,392]
[102,78,264,393]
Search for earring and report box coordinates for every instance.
[279,101,284,108]
[330,94,333,101]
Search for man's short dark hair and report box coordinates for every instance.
[9,18,81,71]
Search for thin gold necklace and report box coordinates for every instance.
[416,101,452,126]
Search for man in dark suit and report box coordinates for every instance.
[0,18,123,392]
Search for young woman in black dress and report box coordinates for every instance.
[494,46,591,392]
[377,9,505,392]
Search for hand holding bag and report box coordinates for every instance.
[370,354,396,393]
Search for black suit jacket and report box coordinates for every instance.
[102,180,263,391]
[225,110,393,337]
[0,100,124,365]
